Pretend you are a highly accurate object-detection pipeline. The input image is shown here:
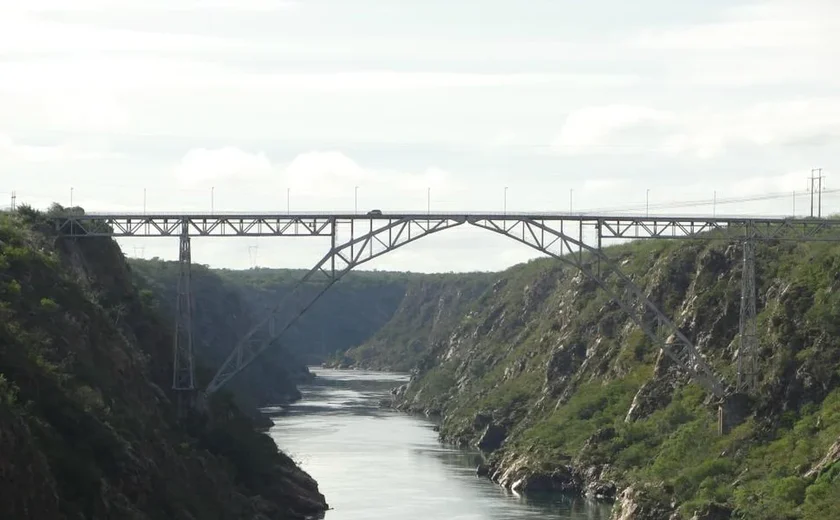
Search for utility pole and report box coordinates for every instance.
[817,168,824,218]
[809,169,825,218]
[10,191,16,211]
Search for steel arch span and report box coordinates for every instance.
[206,215,730,399]
[54,211,840,402]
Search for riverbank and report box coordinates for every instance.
[268,368,613,520]
[342,239,840,519]
[0,208,327,519]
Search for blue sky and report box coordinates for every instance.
[1,0,838,271]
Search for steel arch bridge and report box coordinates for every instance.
[53,211,840,405]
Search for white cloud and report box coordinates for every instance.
[0,56,636,92]
[552,105,675,155]
[2,0,300,12]
[629,1,840,88]
[0,134,118,162]
[630,1,840,51]
[552,98,840,158]
[174,147,275,186]
[730,169,824,196]
[283,151,459,199]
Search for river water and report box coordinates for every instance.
[267,368,613,520]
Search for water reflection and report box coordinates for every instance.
[267,368,613,520]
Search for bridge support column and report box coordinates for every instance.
[737,239,757,394]
[173,223,196,414]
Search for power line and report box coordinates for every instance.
[583,188,840,214]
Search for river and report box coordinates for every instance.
[266,368,613,520]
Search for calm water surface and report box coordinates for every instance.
[267,368,613,520]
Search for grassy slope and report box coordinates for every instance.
[360,238,840,519]
[331,272,495,370]
[0,208,326,519]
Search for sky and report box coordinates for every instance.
[1,0,839,272]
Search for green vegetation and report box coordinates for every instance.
[349,237,840,519]
[132,261,429,366]
[0,207,326,519]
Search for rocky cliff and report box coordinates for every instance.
[328,273,494,370]
[348,239,840,519]
[129,260,313,413]
[0,207,327,519]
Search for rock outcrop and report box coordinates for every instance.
[0,208,327,519]
[349,238,840,518]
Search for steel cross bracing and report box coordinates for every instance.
[54,212,840,241]
[469,217,728,398]
[737,240,758,394]
[173,223,195,392]
[204,216,466,394]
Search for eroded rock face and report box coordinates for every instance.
[625,349,684,423]
[611,486,675,520]
[491,457,581,494]
[805,439,840,478]
[477,423,508,452]
[581,465,617,500]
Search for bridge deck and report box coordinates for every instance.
[53,212,840,241]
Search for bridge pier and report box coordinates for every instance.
[737,239,758,394]
[173,223,196,414]
[718,392,752,435]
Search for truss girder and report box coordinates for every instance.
[54,213,840,242]
[205,216,466,395]
[55,215,336,237]
[468,217,728,398]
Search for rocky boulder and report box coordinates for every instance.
[611,486,674,520]
[476,423,507,452]
[493,459,581,494]
[805,439,840,478]
[581,465,617,500]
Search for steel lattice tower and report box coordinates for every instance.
[173,223,196,410]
